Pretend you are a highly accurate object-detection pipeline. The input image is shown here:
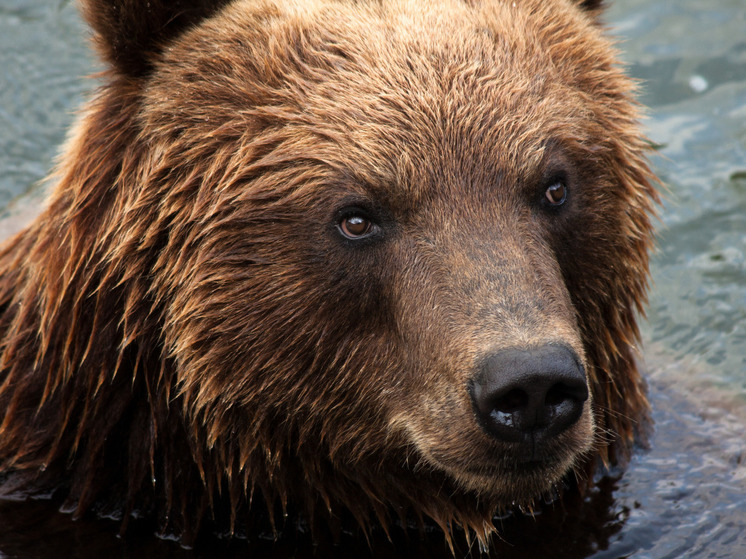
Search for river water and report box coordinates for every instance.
[1,1,745,557]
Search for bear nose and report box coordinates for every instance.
[469,345,588,444]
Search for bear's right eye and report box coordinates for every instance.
[545,180,567,206]
[338,214,373,239]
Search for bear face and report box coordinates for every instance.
[0,0,657,548]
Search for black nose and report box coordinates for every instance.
[469,345,588,443]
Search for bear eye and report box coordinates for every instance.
[545,180,567,206]
[339,214,373,239]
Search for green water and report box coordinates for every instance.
[609,0,746,396]
[1,1,745,557]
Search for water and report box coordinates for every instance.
[1,0,745,557]
[611,0,746,395]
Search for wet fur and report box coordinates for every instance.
[0,0,657,549]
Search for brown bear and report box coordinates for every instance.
[0,0,658,551]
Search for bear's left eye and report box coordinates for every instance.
[544,180,567,206]
[339,214,373,239]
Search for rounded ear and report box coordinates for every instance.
[80,0,234,77]
[571,0,606,26]
[576,0,605,10]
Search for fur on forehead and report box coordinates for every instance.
[80,0,607,77]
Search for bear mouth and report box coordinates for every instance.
[425,446,572,494]
[429,434,577,474]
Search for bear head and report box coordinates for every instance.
[0,0,657,547]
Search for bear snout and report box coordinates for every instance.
[469,345,589,450]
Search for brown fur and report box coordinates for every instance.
[0,0,657,550]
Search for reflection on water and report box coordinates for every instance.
[1,0,745,557]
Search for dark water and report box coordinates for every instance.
[1,0,745,557]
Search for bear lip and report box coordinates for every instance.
[460,460,557,479]
[448,447,565,478]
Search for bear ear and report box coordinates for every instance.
[571,0,606,25]
[575,0,605,10]
[80,0,233,77]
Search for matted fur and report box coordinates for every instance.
[0,0,657,550]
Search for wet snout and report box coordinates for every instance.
[469,345,588,447]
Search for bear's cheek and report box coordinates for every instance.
[160,223,404,446]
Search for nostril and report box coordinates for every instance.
[494,388,528,413]
[469,345,588,444]
[546,381,587,407]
